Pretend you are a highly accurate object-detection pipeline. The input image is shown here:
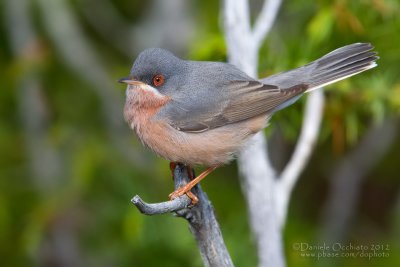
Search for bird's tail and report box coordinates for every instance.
[305,43,378,92]
[261,43,378,92]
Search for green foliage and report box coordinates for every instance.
[307,7,335,45]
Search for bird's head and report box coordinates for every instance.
[119,48,189,108]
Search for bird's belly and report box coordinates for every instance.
[134,119,256,166]
[125,97,268,166]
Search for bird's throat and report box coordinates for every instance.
[124,87,170,129]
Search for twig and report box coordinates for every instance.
[131,164,234,267]
[276,90,325,227]
[252,0,282,46]
[131,195,191,215]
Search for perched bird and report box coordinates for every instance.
[120,43,378,203]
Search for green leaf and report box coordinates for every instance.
[307,7,334,44]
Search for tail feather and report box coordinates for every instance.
[317,43,373,67]
[261,43,378,92]
[316,51,376,74]
[307,43,378,91]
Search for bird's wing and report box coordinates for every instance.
[161,43,377,133]
[162,80,308,133]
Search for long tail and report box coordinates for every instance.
[261,43,378,91]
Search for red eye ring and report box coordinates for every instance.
[152,74,165,87]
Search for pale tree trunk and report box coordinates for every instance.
[224,0,325,266]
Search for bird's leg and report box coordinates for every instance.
[169,162,177,177]
[169,162,199,203]
[184,165,198,204]
[169,166,218,204]
[186,165,195,180]
[169,162,198,203]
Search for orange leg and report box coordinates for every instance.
[170,163,198,204]
[186,165,195,180]
[169,166,218,203]
[169,162,177,177]
[184,191,199,204]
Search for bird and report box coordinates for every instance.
[119,43,378,204]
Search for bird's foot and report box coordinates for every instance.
[169,188,199,205]
[168,165,217,205]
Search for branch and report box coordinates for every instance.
[237,134,285,267]
[132,195,191,215]
[276,90,325,227]
[252,0,282,46]
[132,164,234,267]
[223,0,255,74]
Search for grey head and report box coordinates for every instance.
[127,48,186,97]
[126,48,253,100]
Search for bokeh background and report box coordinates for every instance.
[1,0,399,266]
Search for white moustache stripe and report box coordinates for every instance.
[126,84,164,98]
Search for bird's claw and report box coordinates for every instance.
[169,190,199,205]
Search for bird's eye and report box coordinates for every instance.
[152,74,165,87]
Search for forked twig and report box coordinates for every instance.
[131,164,234,267]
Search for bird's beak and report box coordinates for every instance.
[119,76,164,98]
[118,77,144,86]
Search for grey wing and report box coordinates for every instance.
[161,80,308,133]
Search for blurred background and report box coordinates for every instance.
[0,0,399,266]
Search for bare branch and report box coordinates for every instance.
[237,135,285,267]
[252,0,282,46]
[131,195,191,215]
[276,90,325,227]
[224,0,285,266]
[223,0,252,41]
[132,164,234,267]
[223,0,256,74]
